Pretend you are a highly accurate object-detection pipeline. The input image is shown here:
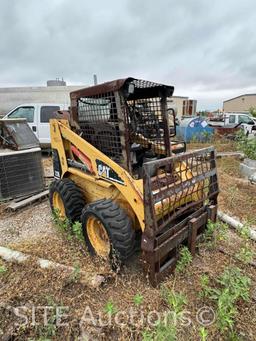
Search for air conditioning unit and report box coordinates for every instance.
[0,119,45,200]
[0,148,44,200]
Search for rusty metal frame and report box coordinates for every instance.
[141,147,219,286]
[70,78,175,174]
[142,204,218,286]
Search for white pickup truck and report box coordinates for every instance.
[3,103,68,147]
[208,112,256,136]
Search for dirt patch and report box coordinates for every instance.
[42,155,54,177]
[1,229,256,340]
[217,157,256,224]
[0,155,54,246]
[187,139,236,153]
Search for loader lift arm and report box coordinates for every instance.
[50,119,145,229]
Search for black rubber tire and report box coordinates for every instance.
[81,199,136,264]
[49,178,85,223]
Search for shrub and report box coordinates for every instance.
[236,130,256,160]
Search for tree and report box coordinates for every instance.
[249,106,256,118]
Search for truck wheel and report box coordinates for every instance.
[49,179,85,222]
[81,199,136,266]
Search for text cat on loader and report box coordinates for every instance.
[49,78,219,286]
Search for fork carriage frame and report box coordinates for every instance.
[142,147,218,285]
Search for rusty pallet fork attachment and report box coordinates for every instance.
[142,147,218,286]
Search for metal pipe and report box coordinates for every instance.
[0,246,105,288]
[217,211,256,241]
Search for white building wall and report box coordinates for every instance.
[167,96,188,118]
[0,85,87,116]
[223,94,256,112]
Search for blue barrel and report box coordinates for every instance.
[176,117,214,143]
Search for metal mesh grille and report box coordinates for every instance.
[126,97,167,156]
[77,92,123,163]
[131,79,163,88]
[0,149,44,200]
[124,79,170,177]
[143,147,218,236]
[75,78,171,172]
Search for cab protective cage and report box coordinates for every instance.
[70,77,186,178]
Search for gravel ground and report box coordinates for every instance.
[0,156,55,246]
[0,201,55,246]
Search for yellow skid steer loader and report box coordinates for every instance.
[49,78,219,286]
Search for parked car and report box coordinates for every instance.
[208,112,256,136]
[3,103,68,147]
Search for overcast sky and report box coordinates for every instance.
[0,0,256,110]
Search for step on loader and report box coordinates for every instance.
[49,77,219,286]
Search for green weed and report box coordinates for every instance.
[69,263,81,282]
[163,289,187,315]
[142,289,187,340]
[133,293,144,306]
[199,327,208,341]
[175,246,192,273]
[238,224,251,241]
[235,244,254,264]
[228,330,241,341]
[71,221,84,241]
[217,267,251,302]
[199,267,251,333]
[52,209,84,243]
[199,274,211,298]
[204,220,228,248]
[151,320,176,341]
[142,330,154,341]
[236,130,256,160]
[0,265,7,274]
[104,301,118,315]
[36,296,57,339]
[52,208,69,231]
[142,317,177,341]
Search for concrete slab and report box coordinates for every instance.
[240,158,256,178]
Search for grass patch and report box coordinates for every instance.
[133,293,144,306]
[104,301,118,315]
[0,265,7,274]
[204,220,228,249]
[200,267,251,334]
[142,289,187,341]
[175,246,192,274]
[52,208,84,243]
